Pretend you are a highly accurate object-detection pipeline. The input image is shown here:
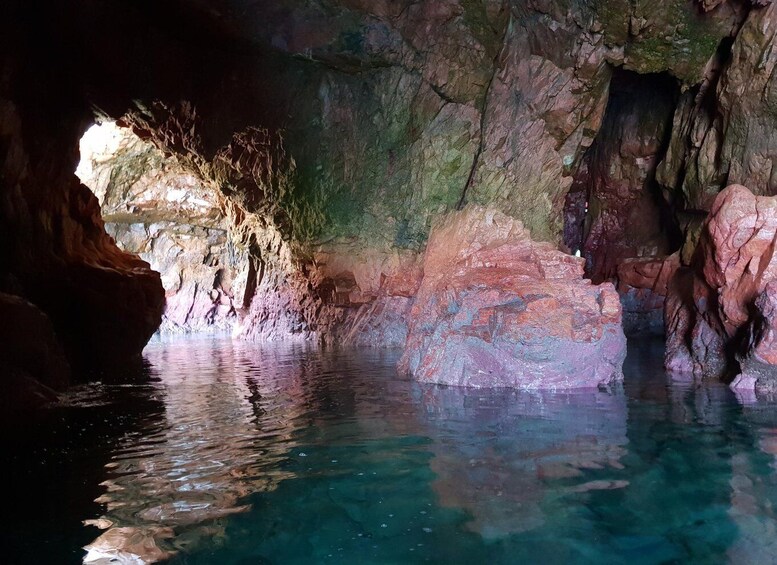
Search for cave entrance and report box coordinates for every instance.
[76,121,252,334]
[563,68,682,284]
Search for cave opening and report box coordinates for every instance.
[75,120,253,334]
[563,67,683,285]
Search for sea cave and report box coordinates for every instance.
[5,0,777,563]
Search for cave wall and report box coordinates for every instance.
[3,0,777,363]
[76,122,252,334]
[0,2,164,380]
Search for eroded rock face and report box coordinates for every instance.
[665,185,777,379]
[0,102,164,371]
[398,207,626,389]
[565,69,681,283]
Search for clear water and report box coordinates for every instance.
[5,337,777,564]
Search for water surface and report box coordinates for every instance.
[5,337,777,564]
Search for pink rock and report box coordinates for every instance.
[665,185,777,380]
[397,207,626,389]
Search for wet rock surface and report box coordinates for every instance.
[398,207,626,389]
[3,0,777,390]
[616,255,680,336]
[733,282,777,396]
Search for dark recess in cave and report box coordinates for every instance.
[563,67,683,283]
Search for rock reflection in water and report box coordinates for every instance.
[415,385,628,539]
[726,396,777,564]
[65,336,777,564]
[84,338,315,563]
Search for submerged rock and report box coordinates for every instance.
[398,207,626,389]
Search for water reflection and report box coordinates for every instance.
[415,385,628,538]
[11,335,777,563]
[85,339,316,562]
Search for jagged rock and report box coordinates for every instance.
[665,185,777,379]
[657,1,777,219]
[733,282,777,396]
[565,70,680,282]
[0,97,164,371]
[398,207,626,389]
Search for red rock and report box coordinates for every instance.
[397,207,626,389]
[665,185,777,380]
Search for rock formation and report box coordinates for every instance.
[732,282,777,396]
[617,255,680,336]
[5,0,777,395]
[398,207,626,389]
[665,185,777,381]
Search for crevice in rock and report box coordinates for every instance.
[456,1,510,211]
[563,67,683,285]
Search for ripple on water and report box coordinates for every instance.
[7,336,777,564]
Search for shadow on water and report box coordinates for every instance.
[5,336,777,564]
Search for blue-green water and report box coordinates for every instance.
[5,337,777,564]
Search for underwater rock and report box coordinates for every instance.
[398,207,626,389]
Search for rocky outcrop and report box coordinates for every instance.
[658,2,777,216]
[398,207,626,389]
[665,185,777,379]
[0,100,164,371]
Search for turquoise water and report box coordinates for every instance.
[5,337,777,564]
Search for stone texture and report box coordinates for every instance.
[4,0,777,386]
[565,69,681,283]
[0,100,164,371]
[398,207,626,389]
[665,185,777,379]
[657,1,777,220]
